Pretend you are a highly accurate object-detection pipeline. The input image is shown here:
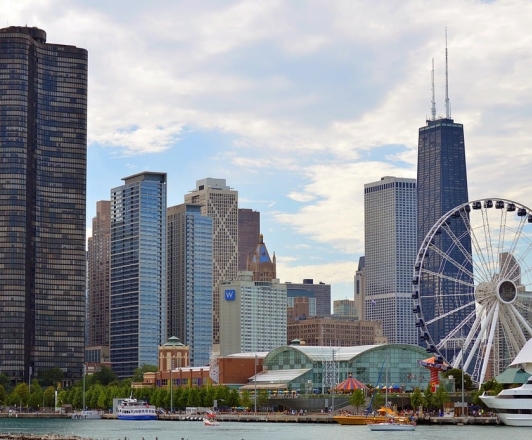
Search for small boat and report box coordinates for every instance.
[71,409,102,419]
[368,419,416,431]
[203,412,220,426]
[117,397,158,420]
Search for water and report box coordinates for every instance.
[0,418,531,440]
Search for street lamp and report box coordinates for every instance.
[254,354,258,414]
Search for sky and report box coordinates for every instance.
[4,0,532,303]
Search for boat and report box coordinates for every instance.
[480,339,532,426]
[117,397,158,420]
[71,409,102,419]
[480,377,532,426]
[203,412,220,426]
[368,419,416,431]
[334,406,410,425]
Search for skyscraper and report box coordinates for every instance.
[110,172,167,378]
[364,176,418,344]
[247,234,276,282]
[285,279,331,316]
[87,201,111,350]
[185,178,238,346]
[167,203,213,366]
[238,208,260,271]
[0,26,87,385]
[416,52,471,351]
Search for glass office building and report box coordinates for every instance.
[167,204,213,367]
[364,176,418,344]
[417,117,472,351]
[110,172,167,378]
[0,26,87,385]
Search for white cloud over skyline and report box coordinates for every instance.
[5,0,532,302]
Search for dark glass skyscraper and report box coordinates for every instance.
[417,116,472,351]
[0,26,87,386]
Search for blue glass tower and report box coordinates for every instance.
[110,172,167,378]
[167,204,213,366]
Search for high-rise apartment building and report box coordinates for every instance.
[238,209,260,271]
[0,26,87,385]
[219,271,287,356]
[167,204,213,367]
[416,57,471,350]
[364,176,418,344]
[285,279,331,316]
[110,172,167,378]
[87,201,111,352]
[185,178,238,346]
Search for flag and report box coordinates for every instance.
[371,300,376,306]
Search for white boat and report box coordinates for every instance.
[71,409,102,419]
[117,397,158,420]
[368,421,415,431]
[203,417,220,426]
[480,339,532,426]
[480,377,532,426]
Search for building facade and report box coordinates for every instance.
[167,203,213,366]
[0,26,88,385]
[87,201,111,352]
[238,208,260,271]
[287,316,385,347]
[219,272,287,356]
[417,113,471,350]
[110,172,167,378]
[354,256,365,321]
[247,234,276,282]
[285,279,331,316]
[364,176,417,344]
[184,178,238,346]
[333,299,358,318]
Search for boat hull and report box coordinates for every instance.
[117,414,158,421]
[334,415,389,425]
[71,410,102,420]
[368,423,415,431]
[480,394,532,426]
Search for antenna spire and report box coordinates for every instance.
[431,58,436,121]
[445,27,450,118]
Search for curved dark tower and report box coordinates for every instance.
[0,26,87,386]
[416,37,472,356]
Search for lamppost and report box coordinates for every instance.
[170,359,174,415]
[254,354,258,414]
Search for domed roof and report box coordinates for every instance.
[163,336,184,346]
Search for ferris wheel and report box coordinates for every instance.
[412,198,532,386]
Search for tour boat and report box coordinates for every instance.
[480,377,532,426]
[117,397,158,420]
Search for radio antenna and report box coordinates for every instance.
[445,27,450,118]
[431,58,436,121]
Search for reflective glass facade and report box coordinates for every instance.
[167,204,213,366]
[110,172,167,378]
[0,26,87,385]
[263,344,430,392]
[417,118,472,350]
[364,177,417,344]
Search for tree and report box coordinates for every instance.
[40,368,64,387]
[0,373,9,390]
[0,384,5,406]
[43,386,55,408]
[132,364,157,383]
[410,387,423,413]
[13,382,29,406]
[473,378,503,408]
[371,390,385,410]
[349,389,366,414]
[434,385,449,413]
[240,390,252,409]
[441,368,473,390]
[422,384,434,411]
[88,366,118,386]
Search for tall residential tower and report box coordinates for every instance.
[110,172,167,378]
[364,176,418,344]
[0,26,87,385]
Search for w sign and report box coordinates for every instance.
[224,289,236,301]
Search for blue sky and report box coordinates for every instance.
[6,0,532,303]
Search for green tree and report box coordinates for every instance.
[88,366,118,386]
[132,364,157,383]
[441,368,473,390]
[40,368,64,387]
[349,389,366,414]
[434,385,449,412]
[0,373,9,390]
[0,384,5,405]
[28,380,43,410]
[371,390,385,409]
[410,387,423,412]
[43,386,55,408]
[227,388,240,407]
[97,387,109,409]
[13,382,29,406]
[473,378,503,408]
[257,389,269,410]
[240,390,252,409]
[423,385,434,411]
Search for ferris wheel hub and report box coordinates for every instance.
[497,280,517,304]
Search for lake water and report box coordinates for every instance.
[0,418,530,440]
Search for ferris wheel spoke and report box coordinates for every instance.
[509,303,532,336]
[463,302,495,373]
[499,307,526,357]
[479,302,500,385]
[459,208,493,282]
[420,268,475,290]
[425,300,476,326]
[436,308,476,352]
[499,219,527,280]
[427,242,476,282]
[512,263,532,285]
[480,207,496,278]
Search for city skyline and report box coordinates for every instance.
[6,1,532,302]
